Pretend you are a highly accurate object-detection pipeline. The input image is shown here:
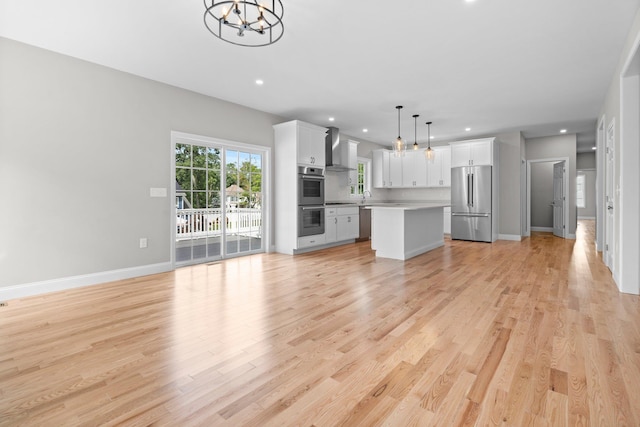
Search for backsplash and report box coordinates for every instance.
[324,171,450,203]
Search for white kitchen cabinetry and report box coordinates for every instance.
[274,120,328,255]
[450,138,494,167]
[373,149,389,188]
[326,207,359,242]
[388,154,403,187]
[427,146,451,187]
[297,123,327,167]
[443,207,451,234]
[403,150,428,187]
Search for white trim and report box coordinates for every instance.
[567,233,576,240]
[498,234,522,241]
[0,262,173,301]
[526,157,570,239]
[531,227,553,232]
[596,115,605,252]
[578,216,596,220]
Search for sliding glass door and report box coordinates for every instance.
[174,138,264,265]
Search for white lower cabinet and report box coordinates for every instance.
[443,207,451,234]
[326,207,359,242]
[298,234,326,249]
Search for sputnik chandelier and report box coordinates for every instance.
[203,0,284,47]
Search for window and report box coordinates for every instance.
[576,174,585,208]
[350,158,371,197]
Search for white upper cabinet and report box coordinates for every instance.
[347,140,359,186]
[450,138,494,167]
[427,146,451,187]
[388,154,403,187]
[402,150,428,187]
[372,149,390,188]
[297,123,327,167]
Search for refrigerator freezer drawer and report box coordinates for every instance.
[451,214,492,242]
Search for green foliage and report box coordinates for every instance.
[176,143,261,209]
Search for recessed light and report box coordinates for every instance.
[465,127,471,132]
[328,117,335,122]
[592,146,597,150]
[255,79,264,85]
[362,128,368,133]
[465,0,476,2]
[430,136,434,139]
[560,129,567,133]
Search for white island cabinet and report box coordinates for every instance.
[367,203,449,260]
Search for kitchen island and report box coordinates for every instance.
[366,203,450,260]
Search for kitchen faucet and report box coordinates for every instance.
[361,190,372,204]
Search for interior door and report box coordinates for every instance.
[604,120,615,270]
[552,161,565,237]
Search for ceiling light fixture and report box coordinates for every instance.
[465,127,471,132]
[560,129,567,133]
[425,121,435,163]
[363,128,368,133]
[592,146,597,150]
[392,106,406,157]
[255,79,264,85]
[328,117,335,122]
[412,114,420,150]
[203,0,284,47]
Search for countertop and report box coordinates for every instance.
[325,200,451,209]
[364,202,450,211]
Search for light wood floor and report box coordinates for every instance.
[2,220,639,426]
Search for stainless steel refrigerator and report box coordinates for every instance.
[451,165,493,242]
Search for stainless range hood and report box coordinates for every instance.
[325,127,355,171]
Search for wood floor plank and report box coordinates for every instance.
[1,220,639,425]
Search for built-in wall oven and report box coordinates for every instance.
[298,166,325,206]
[298,205,325,237]
[298,166,325,237]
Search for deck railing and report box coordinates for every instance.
[176,208,262,240]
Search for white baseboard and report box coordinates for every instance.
[531,227,553,232]
[0,262,173,301]
[578,216,596,220]
[498,234,522,241]
[567,233,576,239]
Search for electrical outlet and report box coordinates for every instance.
[139,238,148,248]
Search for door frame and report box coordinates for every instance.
[596,115,605,252]
[170,131,271,267]
[604,120,616,273]
[526,157,569,238]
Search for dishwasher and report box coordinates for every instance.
[357,206,371,242]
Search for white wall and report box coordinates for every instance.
[577,152,596,169]
[0,37,283,291]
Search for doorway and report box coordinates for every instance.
[526,157,569,238]
[171,132,269,266]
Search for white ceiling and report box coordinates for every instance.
[2,0,639,153]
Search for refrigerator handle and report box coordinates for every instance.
[470,173,474,207]
[466,174,470,206]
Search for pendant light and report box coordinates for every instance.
[425,121,435,163]
[392,106,406,157]
[412,114,420,150]
[203,0,284,47]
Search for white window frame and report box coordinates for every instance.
[350,157,372,198]
[576,173,586,209]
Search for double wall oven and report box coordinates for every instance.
[298,166,325,237]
